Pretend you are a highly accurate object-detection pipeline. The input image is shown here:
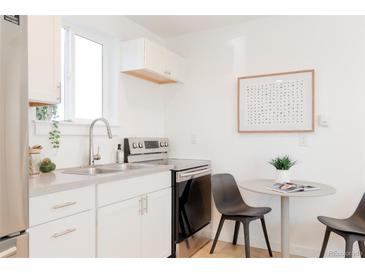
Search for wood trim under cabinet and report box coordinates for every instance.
[29,102,54,107]
[123,69,177,84]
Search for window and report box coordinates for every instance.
[74,35,103,119]
[58,26,107,122]
[34,23,119,136]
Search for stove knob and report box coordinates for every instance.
[138,142,143,148]
[132,143,138,149]
[160,141,164,147]
[164,142,168,147]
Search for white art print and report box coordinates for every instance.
[238,70,314,132]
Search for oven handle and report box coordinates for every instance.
[179,168,211,178]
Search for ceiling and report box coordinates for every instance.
[126,15,263,38]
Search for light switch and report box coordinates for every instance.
[298,134,307,147]
[190,134,197,144]
[318,115,329,127]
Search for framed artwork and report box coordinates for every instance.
[237,70,315,133]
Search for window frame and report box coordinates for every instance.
[61,23,114,124]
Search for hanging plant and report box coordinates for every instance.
[36,105,61,149]
[36,106,52,121]
[49,121,60,149]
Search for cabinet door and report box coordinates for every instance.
[97,197,141,258]
[141,188,172,258]
[144,39,166,75]
[28,16,61,104]
[165,50,185,83]
[29,210,95,258]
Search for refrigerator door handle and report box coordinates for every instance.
[0,246,17,258]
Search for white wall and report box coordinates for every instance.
[28,16,166,168]
[28,15,365,257]
[164,16,365,257]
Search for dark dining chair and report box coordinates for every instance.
[318,193,365,258]
[210,173,273,258]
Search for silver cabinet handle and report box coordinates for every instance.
[52,201,77,209]
[144,195,148,214]
[180,168,211,178]
[56,82,62,102]
[139,197,143,215]
[0,246,17,258]
[51,228,76,239]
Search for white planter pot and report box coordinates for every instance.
[275,170,290,183]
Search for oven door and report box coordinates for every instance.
[175,167,211,243]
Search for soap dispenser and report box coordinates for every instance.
[116,144,123,163]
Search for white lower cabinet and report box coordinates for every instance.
[29,210,95,258]
[97,197,141,258]
[97,187,171,258]
[29,171,172,258]
[141,188,171,258]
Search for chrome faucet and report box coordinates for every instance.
[89,118,113,166]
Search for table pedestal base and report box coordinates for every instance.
[281,196,290,258]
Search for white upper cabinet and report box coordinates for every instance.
[28,16,61,105]
[121,38,185,84]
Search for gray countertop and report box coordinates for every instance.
[29,164,173,197]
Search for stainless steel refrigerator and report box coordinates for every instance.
[0,15,29,258]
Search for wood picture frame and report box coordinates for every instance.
[237,69,315,133]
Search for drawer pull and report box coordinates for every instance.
[52,201,77,209]
[51,228,77,239]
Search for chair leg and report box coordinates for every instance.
[232,221,240,245]
[319,227,331,258]
[358,241,365,258]
[260,217,273,257]
[210,215,225,254]
[242,220,250,258]
[345,238,354,258]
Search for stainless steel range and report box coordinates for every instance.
[124,137,212,258]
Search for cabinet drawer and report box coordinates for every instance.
[29,210,95,258]
[98,171,170,207]
[30,186,95,227]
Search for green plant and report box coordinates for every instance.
[49,121,60,149]
[39,158,56,173]
[269,155,296,170]
[36,106,52,121]
[36,105,61,149]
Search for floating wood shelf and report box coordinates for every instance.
[123,69,177,84]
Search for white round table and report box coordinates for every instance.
[239,179,336,258]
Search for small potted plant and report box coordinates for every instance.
[269,155,296,183]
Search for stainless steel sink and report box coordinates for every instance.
[103,163,154,171]
[63,163,154,176]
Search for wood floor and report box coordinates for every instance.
[191,240,302,258]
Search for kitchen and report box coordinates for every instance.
[1,7,365,274]
[2,15,213,259]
